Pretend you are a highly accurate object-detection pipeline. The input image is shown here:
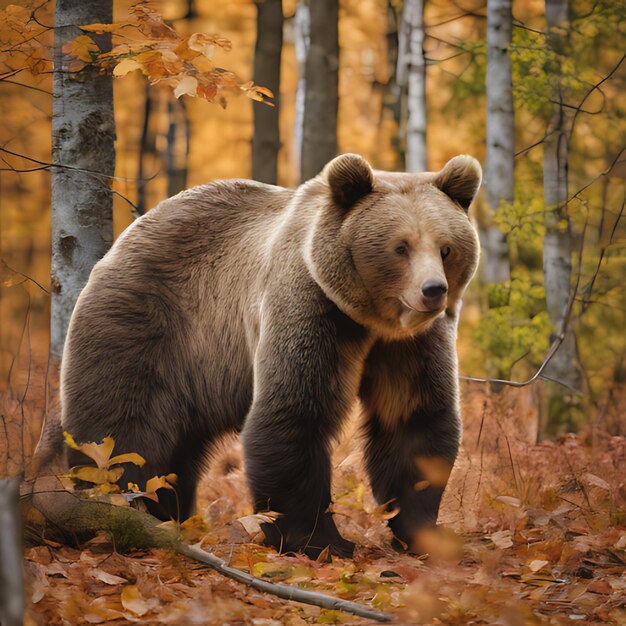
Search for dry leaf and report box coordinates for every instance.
[121,584,150,616]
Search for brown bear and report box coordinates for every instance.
[60,153,481,559]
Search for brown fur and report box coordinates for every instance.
[60,154,481,558]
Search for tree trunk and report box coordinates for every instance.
[0,477,23,626]
[136,83,152,216]
[252,0,283,185]
[383,1,405,170]
[166,98,189,198]
[542,0,583,435]
[483,0,512,284]
[294,0,310,180]
[300,0,339,182]
[398,0,427,172]
[51,0,115,359]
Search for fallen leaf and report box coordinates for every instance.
[489,529,514,549]
[91,569,128,585]
[121,584,150,616]
[528,559,549,572]
[587,579,612,594]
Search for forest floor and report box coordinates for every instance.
[6,370,626,625]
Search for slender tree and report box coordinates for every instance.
[397,0,427,172]
[300,0,339,182]
[293,0,310,179]
[166,98,190,198]
[542,0,583,432]
[483,0,512,284]
[252,0,283,184]
[51,0,115,358]
[383,1,405,170]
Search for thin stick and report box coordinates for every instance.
[178,543,395,623]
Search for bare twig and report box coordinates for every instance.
[179,543,395,622]
[580,198,625,315]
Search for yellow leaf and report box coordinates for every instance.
[68,465,124,485]
[63,432,79,450]
[180,515,210,542]
[120,585,149,616]
[108,452,146,467]
[145,474,176,493]
[112,58,143,77]
[64,435,115,469]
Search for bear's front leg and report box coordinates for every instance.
[241,300,366,559]
[243,409,354,559]
[363,409,460,552]
[360,319,461,552]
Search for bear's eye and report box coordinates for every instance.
[441,246,451,261]
[395,242,409,256]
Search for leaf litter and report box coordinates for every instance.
[23,386,626,624]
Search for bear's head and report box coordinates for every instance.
[305,153,481,339]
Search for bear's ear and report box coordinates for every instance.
[324,153,374,209]
[434,155,482,211]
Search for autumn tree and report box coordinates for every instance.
[541,0,584,433]
[50,0,115,359]
[483,0,512,284]
[299,0,339,182]
[252,0,283,184]
[397,0,427,173]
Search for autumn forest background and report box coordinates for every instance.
[0,0,625,624]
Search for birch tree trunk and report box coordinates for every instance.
[293,0,310,180]
[542,0,583,434]
[300,0,338,182]
[483,0,512,284]
[397,0,427,172]
[51,0,115,359]
[252,0,283,185]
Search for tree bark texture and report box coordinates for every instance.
[542,0,583,433]
[300,0,339,182]
[0,477,23,626]
[383,1,405,170]
[294,0,310,179]
[166,98,190,198]
[397,0,427,172]
[51,0,115,359]
[252,0,283,185]
[483,0,512,284]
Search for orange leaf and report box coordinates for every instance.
[63,35,99,63]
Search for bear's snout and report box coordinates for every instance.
[421,280,448,311]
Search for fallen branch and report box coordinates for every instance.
[179,543,394,622]
[21,477,394,623]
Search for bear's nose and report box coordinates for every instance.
[422,281,448,299]
[421,281,448,309]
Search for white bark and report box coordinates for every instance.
[398,0,427,172]
[542,0,583,427]
[51,0,115,358]
[293,0,310,179]
[483,0,512,283]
